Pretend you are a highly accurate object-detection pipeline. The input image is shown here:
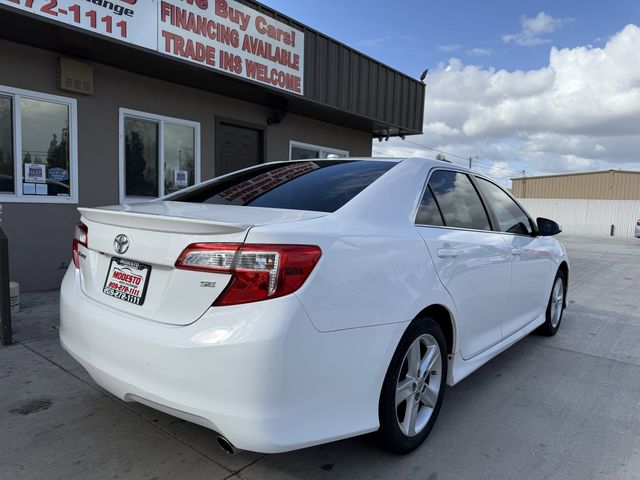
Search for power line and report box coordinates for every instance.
[395,138,525,176]
[390,139,522,176]
[371,149,394,157]
[375,139,534,178]
[375,148,515,174]
[399,139,470,161]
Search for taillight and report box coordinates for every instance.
[72,221,88,268]
[175,243,322,306]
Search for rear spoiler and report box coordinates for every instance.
[78,207,250,235]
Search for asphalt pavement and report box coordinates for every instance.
[1,234,639,480]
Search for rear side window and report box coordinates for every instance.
[475,177,533,235]
[428,170,491,231]
[415,186,444,226]
[168,160,396,213]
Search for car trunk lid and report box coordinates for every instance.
[76,201,327,325]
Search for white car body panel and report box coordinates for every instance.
[60,267,408,452]
[60,157,569,453]
[500,234,562,338]
[417,226,511,359]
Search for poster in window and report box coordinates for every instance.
[48,167,69,182]
[174,170,189,187]
[24,163,46,183]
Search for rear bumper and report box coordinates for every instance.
[60,267,403,452]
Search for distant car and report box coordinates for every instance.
[60,158,569,455]
[635,219,640,238]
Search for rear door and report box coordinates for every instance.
[474,176,555,337]
[415,170,512,359]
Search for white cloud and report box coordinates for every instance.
[423,121,460,137]
[466,48,492,57]
[503,11,572,46]
[437,44,462,52]
[375,25,640,183]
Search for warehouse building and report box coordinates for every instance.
[0,0,425,291]
[512,170,640,238]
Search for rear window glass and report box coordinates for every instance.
[428,170,491,231]
[415,186,444,226]
[167,160,396,213]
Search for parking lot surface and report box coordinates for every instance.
[2,235,640,480]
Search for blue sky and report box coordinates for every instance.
[264,1,640,182]
[264,0,638,75]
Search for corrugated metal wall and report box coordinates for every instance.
[303,33,425,134]
[512,171,640,200]
[520,199,640,238]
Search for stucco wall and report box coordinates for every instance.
[0,39,372,291]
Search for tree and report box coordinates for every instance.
[46,133,68,170]
[125,130,156,196]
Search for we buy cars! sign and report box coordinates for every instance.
[0,0,157,49]
[0,0,305,96]
[158,0,304,95]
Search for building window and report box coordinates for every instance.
[289,141,348,160]
[0,85,78,203]
[119,108,200,203]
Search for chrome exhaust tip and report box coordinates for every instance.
[216,435,238,455]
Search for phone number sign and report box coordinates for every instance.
[1,0,157,49]
[0,0,305,96]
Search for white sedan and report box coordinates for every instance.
[60,157,568,454]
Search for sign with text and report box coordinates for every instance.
[0,0,305,95]
[158,0,304,95]
[1,0,157,49]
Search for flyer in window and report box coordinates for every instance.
[24,163,46,183]
[174,170,189,187]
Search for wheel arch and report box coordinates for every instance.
[414,304,456,356]
[558,261,569,307]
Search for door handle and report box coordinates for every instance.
[437,248,458,259]
[512,248,524,256]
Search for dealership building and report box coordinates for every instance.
[0,0,425,291]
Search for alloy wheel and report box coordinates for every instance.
[550,277,564,328]
[395,334,442,437]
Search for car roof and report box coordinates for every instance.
[272,157,468,170]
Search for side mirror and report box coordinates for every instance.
[537,217,562,236]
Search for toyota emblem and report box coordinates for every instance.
[114,234,130,255]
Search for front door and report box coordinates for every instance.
[215,121,264,176]
[416,170,512,359]
[474,176,555,338]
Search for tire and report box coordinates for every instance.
[375,316,448,454]
[537,270,566,336]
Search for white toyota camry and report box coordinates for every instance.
[60,157,569,455]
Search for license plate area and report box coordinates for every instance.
[103,257,151,306]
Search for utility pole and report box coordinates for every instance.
[468,156,479,169]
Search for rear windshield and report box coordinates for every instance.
[168,160,397,213]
